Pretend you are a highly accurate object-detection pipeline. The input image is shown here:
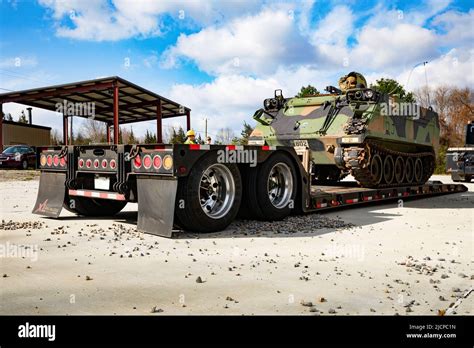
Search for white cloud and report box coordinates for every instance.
[161,7,313,76]
[431,9,474,48]
[38,0,265,41]
[310,5,354,66]
[398,48,474,90]
[351,24,438,70]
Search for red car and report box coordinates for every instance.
[0,145,37,169]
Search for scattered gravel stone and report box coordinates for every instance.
[195,276,204,283]
[300,301,313,307]
[85,276,93,281]
[328,308,336,314]
[441,274,449,279]
[229,215,354,234]
[0,220,44,230]
[151,306,163,313]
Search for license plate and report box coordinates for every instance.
[94,177,110,190]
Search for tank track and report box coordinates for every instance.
[343,140,435,188]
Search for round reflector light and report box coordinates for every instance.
[101,159,108,168]
[163,155,173,170]
[143,155,152,169]
[110,159,116,169]
[86,159,92,168]
[133,155,142,169]
[47,155,53,166]
[53,155,59,166]
[153,155,162,169]
[60,156,66,167]
[93,159,99,168]
[40,154,47,167]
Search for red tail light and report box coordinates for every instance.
[101,159,108,168]
[110,159,116,169]
[153,155,162,169]
[133,155,142,169]
[93,159,99,168]
[53,155,59,166]
[86,159,92,168]
[143,155,152,169]
[60,157,66,167]
[47,155,53,166]
[79,159,84,168]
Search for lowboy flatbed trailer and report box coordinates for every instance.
[32,143,467,237]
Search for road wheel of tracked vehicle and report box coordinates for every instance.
[394,156,405,184]
[414,158,423,183]
[383,155,395,185]
[63,193,126,216]
[254,152,297,221]
[175,153,242,233]
[405,157,415,184]
[369,154,383,185]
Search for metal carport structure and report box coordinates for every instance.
[0,76,191,151]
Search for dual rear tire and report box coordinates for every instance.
[174,151,298,233]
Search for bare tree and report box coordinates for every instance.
[215,127,235,145]
[81,119,106,144]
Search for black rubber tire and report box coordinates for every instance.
[253,152,297,221]
[63,193,126,216]
[21,160,28,170]
[175,152,242,233]
[238,165,265,220]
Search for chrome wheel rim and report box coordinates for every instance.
[267,163,294,209]
[199,164,235,219]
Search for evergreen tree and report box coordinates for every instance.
[239,121,254,145]
[370,78,415,102]
[128,126,138,144]
[296,85,320,98]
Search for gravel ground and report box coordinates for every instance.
[0,172,472,315]
[0,169,39,182]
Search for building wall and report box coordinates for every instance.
[2,123,51,147]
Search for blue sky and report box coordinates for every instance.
[0,0,472,140]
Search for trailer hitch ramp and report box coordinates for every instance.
[136,176,178,237]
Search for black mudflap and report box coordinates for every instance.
[32,171,66,218]
[137,176,178,237]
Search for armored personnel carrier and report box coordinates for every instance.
[249,72,439,188]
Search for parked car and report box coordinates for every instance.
[0,145,36,169]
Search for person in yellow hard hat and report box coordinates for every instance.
[184,129,196,144]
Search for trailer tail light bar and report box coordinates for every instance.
[77,147,119,173]
[39,148,67,171]
[132,150,173,174]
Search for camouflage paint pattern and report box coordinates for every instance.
[250,83,440,168]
